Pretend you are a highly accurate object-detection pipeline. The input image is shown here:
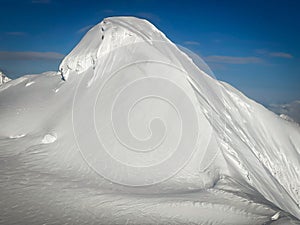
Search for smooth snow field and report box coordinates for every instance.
[1,17,300,225]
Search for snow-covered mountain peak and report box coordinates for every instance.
[59,17,168,79]
[1,16,300,224]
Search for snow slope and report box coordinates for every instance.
[1,17,300,225]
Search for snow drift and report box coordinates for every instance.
[0,17,300,225]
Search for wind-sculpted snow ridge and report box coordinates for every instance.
[1,17,300,225]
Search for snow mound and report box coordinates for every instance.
[42,133,57,144]
[0,71,11,85]
[1,17,300,224]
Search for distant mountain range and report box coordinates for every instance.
[268,100,300,124]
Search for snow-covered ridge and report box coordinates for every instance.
[59,17,168,80]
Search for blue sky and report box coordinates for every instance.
[1,0,299,105]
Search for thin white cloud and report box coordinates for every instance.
[268,52,293,59]
[205,55,263,64]
[183,41,200,46]
[0,51,64,60]
[256,49,293,59]
[77,25,93,34]
[5,32,27,36]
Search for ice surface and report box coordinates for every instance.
[0,17,300,225]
